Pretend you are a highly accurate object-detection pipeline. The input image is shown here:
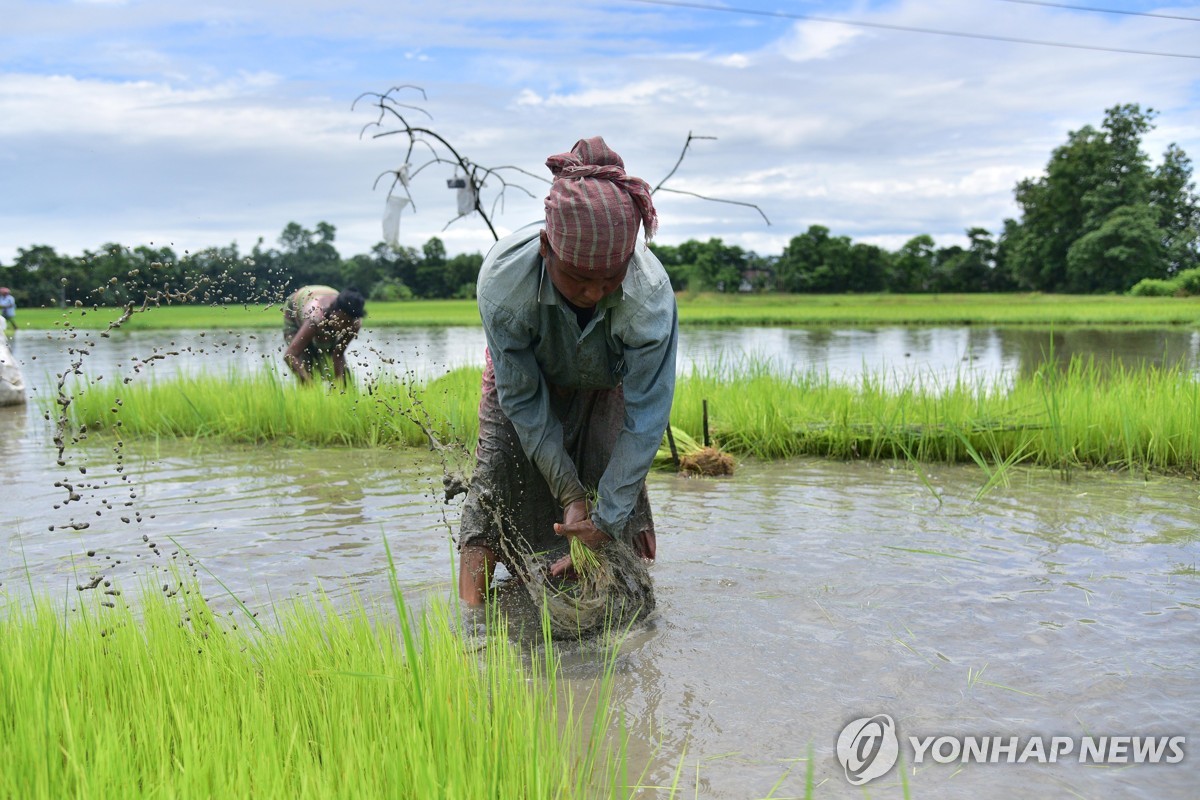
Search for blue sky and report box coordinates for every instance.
[2,0,1198,265]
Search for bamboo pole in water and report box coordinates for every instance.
[665,424,680,468]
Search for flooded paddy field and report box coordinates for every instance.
[9,323,1200,389]
[2,325,1198,798]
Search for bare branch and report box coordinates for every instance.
[351,85,430,116]
[655,187,772,226]
[652,131,717,194]
[356,87,769,244]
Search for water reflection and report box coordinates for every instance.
[999,327,1200,376]
[678,325,1200,384]
[9,326,1200,405]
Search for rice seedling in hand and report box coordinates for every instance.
[569,534,603,577]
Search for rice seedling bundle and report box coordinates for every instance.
[513,539,655,641]
[569,536,603,576]
[477,497,653,640]
[654,425,735,476]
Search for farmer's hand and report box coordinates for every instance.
[561,498,589,527]
[555,499,610,548]
[550,500,612,578]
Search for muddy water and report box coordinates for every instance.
[1,324,1198,798]
[602,462,1198,799]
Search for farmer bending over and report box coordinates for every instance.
[0,287,15,334]
[282,286,365,383]
[458,136,678,606]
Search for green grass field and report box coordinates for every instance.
[12,293,1200,331]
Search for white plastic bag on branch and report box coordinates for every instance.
[448,173,477,217]
[456,182,478,216]
[382,196,410,248]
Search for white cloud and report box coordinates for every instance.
[715,53,750,69]
[536,78,705,109]
[514,88,543,106]
[776,20,865,62]
[0,72,343,149]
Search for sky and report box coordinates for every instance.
[2,0,1199,266]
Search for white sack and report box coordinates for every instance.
[382,195,410,248]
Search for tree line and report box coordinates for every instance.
[0,223,485,309]
[2,103,1195,307]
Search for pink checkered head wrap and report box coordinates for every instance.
[543,137,658,273]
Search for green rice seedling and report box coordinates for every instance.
[570,536,603,577]
[654,424,703,468]
[0,560,638,799]
[63,366,482,449]
[62,353,1200,476]
[953,430,1036,501]
[670,354,1200,476]
[654,424,734,475]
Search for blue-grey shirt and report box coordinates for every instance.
[476,225,678,540]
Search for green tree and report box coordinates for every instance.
[277,221,341,288]
[11,245,87,307]
[445,252,484,299]
[889,235,936,292]
[413,237,449,298]
[846,243,888,293]
[182,243,264,304]
[1151,143,1200,274]
[689,238,746,292]
[1067,204,1163,293]
[930,228,996,292]
[1008,121,1111,291]
[777,225,828,293]
[1006,104,1195,292]
[776,226,887,293]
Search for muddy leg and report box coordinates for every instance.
[459,544,498,606]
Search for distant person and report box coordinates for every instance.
[282,286,365,383]
[0,288,15,333]
[457,136,677,607]
[0,315,24,405]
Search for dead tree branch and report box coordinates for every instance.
[652,131,716,193]
[355,86,770,242]
[656,187,772,226]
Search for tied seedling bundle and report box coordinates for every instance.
[495,510,655,639]
[548,537,654,639]
[656,425,735,476]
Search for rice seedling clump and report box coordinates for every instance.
[680,446,735,476]
[499,531,655,640]
[0,576,634,799]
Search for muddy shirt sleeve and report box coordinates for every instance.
[592,282,678,540]
[480,301,588,510]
